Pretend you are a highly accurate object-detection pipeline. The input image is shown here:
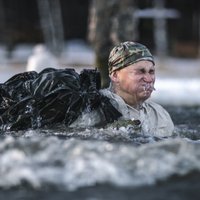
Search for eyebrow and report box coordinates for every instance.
[136,64,155,68]
[134,67,155,73]
[134,66,155,70]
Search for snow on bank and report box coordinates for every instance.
[151,78,200,106]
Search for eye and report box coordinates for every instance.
[139,68,146,74]
[149,69,155,74]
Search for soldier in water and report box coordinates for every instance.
[71,41,174,137]
[0,41,174,136]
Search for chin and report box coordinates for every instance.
[141,93,151,101]
[142,97,150,102]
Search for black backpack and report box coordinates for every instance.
[0,68,121,131]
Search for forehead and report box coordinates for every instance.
[126,60,155,70]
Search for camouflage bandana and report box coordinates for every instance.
[108,41,155,74]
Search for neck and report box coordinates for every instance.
[115,90,143,110]
[124,96,143,110]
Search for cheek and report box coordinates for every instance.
[119,76,139,91]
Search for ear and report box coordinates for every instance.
[110,71,119,83]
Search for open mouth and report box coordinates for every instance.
[143,84,155,92]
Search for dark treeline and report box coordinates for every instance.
[0,0,199,58]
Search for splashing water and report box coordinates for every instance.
[0,106,199,200]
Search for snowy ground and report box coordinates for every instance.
[0,40,200,106]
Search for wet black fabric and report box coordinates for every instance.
[0,68,122,131]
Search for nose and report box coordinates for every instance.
[143,73,154,82]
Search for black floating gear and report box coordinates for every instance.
[0,68,122,131]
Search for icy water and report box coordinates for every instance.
[0,106,200,200]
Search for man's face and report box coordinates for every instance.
[111,60,155,102]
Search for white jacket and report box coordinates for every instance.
[70,88,174,137]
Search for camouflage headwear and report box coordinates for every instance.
[108,41,155,74]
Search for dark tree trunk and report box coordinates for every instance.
[88,0,137,88]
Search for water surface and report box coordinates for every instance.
[0,106,200,200]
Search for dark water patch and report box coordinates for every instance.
[165,105,200,125]
[164,105,200,140]
[0,171,200,200]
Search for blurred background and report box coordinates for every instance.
[0,0,200,104]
